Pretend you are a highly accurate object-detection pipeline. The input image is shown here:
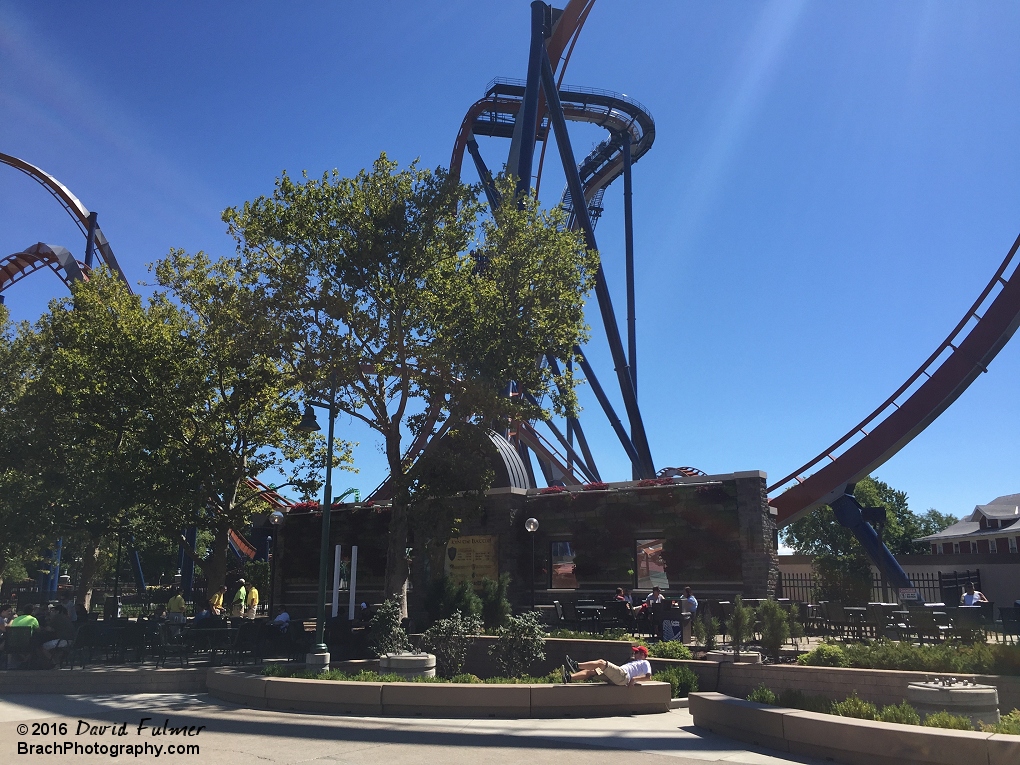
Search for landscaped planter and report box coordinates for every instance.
[689,692,1020,765]
[205,667,670,718]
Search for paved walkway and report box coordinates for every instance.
[0,693,828,765]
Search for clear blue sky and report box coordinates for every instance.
[3,1,1019,522]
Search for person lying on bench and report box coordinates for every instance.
[562,644,652,686]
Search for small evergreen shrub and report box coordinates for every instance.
[923,710,975,730]
[450,673,483,684]
[878,701,921,725]
[368,595,411,656]
[648,640,693,660]
[421,610,482,678]
[425,577,482,625]
[830,692,878,720]
[776,688,833,713]
[547,628,634,641]
[652,665,699,698]
[797,643,848,667]
[757,599,790,661]
[981,708,1020,735]
[747,684,777,704]
[479,574,512,630]
[488,611,546,678]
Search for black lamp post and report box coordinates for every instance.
[297,380,338,665]
[525,517,539,610]
[268,510,285,619]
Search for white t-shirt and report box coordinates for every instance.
[962,593,984,606]
[622,659,651,682]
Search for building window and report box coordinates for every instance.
[550,541,577,588]
[990,539,997,554]
[989,519,999,529]
[953,543,960,554]
[1011,537,1018,554]
[636,538,669,589]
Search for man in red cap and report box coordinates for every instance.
[563,645,652,686]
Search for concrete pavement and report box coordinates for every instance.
[0,693,828,765]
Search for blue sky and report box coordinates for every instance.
[3,1,1019,522]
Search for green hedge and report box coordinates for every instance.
[797,640,1020,676]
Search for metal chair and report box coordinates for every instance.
[2,626,34,669]
[998,607,1019,645]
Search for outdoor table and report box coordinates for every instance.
[575,604,604,627]
[843,607,867,640]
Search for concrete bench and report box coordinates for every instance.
[206,668,670,718]
[689,691,1020,765]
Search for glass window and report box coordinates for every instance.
[953,543,960,554]
[550,541,577,589]
[636,538,669,589]
[989,539,997,554]
[1010,537,1018,554]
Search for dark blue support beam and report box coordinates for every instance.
[466,137,502,211]
[544,353,602,482]
[522,391,598,483]
[129,544,147,593]
[831,487,913,591]
[541,47,655,478]
[513,1,550,196]
[84,212,98,268]
[180,527,196,599]
[574,345,642,469]
[622,131,636,394]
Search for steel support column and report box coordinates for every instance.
[541,47,655,478]
[466,137,501,210]
[622,131,636,394]
[831,487,913,591]
[84,212,98,269]
[512,1,550,195]
[573,345,642,468]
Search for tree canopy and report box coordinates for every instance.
[222,156,598,600]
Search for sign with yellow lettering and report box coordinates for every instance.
[445,535,498,586]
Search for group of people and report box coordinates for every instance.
[172,579,261,623]
[0,602,78,668]
[614,585,698,614]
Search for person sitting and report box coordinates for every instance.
[614,588,627,602]
[644,586,665,606]
[682,586,698,615]
[562,645,652,686]
[10,603,39,630]
[74,603,90,624]
[271,605,290,630]
[39,604,74,666]
[193,601,216,623]
[961,582,989,606]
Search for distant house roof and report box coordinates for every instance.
[916,491,1020,543]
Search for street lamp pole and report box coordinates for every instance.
[297,374,337,667]
[268,510,285,619]
[525,517,539,610]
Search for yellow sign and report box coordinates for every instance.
[445,535,498,586]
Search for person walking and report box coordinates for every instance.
[244,584,259,619]
[231,580,247,618]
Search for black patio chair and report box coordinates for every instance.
[65,621,104,669]
[2,626,34,669]
[228,621,263,665]
[999,607,1019,645]
[156,623,189,667]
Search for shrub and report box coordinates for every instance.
[424,576,482,626]
[547,628,634,641]
[652,666,699,698]
[923,710,974,730]
[728,595,754,658]
[478,574,512,630]
[757,599,790,661]
[747,684,777,704]
[450,673,483,684]
[693,610,719,651]
[878,701,921,725]
[368,595,411,656]
[421,610,482,678]
[981,708,1020,735]
[830,692,878,720]
[262,663,288,676]
[797,643,848,667]
[648,641,693,660]
[488,611,546,678]
[776,688,832,713]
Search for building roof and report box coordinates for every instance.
[973,503,1020,520]
[988,493,1020,506]
[919,520,980,542]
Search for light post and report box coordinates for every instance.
[268,510,286,619]
[525,517,539,610]
[297,378,338,667]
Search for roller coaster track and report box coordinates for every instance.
[769,231,1020,526]
[0,152,129,293]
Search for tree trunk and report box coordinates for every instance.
[76,540,102,612]
[383,501,409,617]
[204,524,229,596]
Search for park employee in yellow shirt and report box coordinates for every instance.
[167,589,187,623]
[210,585,227,615]
[245,585,259,619]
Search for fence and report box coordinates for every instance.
[779,569,950,604]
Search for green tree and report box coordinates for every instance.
[223,156,597,603]
[0,271,203,607]
[152,251,347,594]
[782,476,958,602]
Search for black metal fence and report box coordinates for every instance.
[779,569,960,604]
